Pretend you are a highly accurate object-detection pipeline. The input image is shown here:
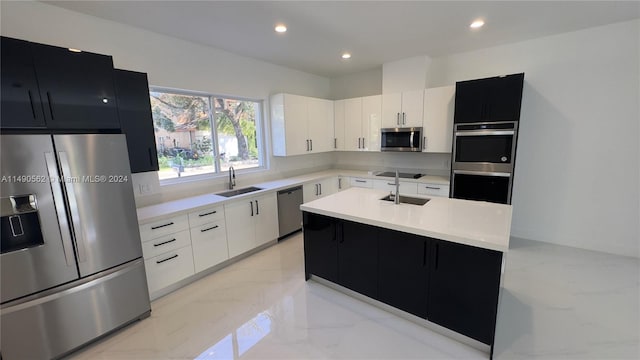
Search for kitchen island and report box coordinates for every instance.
[300,187,512,358]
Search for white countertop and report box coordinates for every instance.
[300,187,512,253]
[136,169,449,224]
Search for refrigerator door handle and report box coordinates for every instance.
[44,152,75,266]
[58,151,87,263]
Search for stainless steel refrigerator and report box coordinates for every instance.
[1,134,151,359]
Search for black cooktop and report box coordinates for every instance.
[376,172,423,179]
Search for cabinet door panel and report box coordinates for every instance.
[423,86,454,153]
[225,199,255,258]
[400,89,424,127]
[191,221,229,273]
[382,93,402,128]
[486,74,524,122]
[427,240,503,345]
[338,221,378,299]
[344,98,363,151]
[308,98,334,153]
[1,37,46,129]
[33,43,119,129]
[362,95,381,151]
[379,230,429,319]
[333,100,345,150]
[454,78,488,124]
[254,193,278,246]
[303,212,338,282]
[283,94,309,155]
[114,69,158,173]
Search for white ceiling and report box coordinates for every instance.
[45,1,640,78]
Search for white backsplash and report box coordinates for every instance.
[332,151,451,177]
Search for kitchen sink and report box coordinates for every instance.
[380,194,430,206]
[216,186,263,197]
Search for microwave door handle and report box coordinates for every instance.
[455,130,515,136]
[44,152,75,266]
[58,151,87,263]
[410,131,414,148]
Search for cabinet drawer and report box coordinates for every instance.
[141,230,191,260]
[188,205,224,227]
[140,214,189,241]
[417,184,450,197]
[373,180,418,195]
[350,177,373,188]
[191,220,229,273]
[144,245,194,294]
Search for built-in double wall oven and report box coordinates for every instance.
[451,121,518,204]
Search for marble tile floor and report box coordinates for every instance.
[71,234,639,360]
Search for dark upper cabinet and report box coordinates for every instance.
[454,73,524,123]
[427,240,503,345]
[32,42,119,129]
[338,220,378,299]
[1,37,46,128]
[378,229,429,319]
[114,69,159,173]
[303,212,338,282]
[0,36,120,131]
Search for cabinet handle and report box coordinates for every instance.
[250,201,254,216]
[423,241,427,266]
[319,183,322,195]
[402,112,406,125]
[362,137,365,148]
[357,137,361,149]
[201,225,219,232]
[153,238,176,247]
[46,91,55,120]
[434,243,439,270]
[423,137,426,150]
[338,178,342,189]
[355,180,366,183]
[156,254,178,264]
[397,112,400,125]
[151,222,174,230]
[27,90,37,119]
[310,139,313,151]
[198,210,217,217]
[315,184,319,196]
[255,200,259,215]
[334,138,337,149]
[425,186,441,190]
[306,139,309,151]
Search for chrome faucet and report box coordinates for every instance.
[394,170,400,204]
[228,166,236,189]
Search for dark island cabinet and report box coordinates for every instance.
[427,239,503,345]
[378,229,429,319]
[1,36,119,130]
[114,69,159,173]
[303,212,338,282]
[338,220,378,299]
[454,73,524,123]
[1,37,46,128]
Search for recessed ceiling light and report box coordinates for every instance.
[275,24,287,33]
[68,48,82,53]
[341,53,351,59]
[470,19,485,29]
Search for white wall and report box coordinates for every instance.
[382,55,431,93]
[1,1,334,207]
[330,67,382,100]
[430,20,640,258]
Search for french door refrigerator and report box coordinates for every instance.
[1,134,151,359]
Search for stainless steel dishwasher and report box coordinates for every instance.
[277,186,303,239]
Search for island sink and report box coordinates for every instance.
[380,194,430,206]
[217,186,263,197]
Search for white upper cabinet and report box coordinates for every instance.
[333,99,345,151]
[382,89,424,128]
[362,95,382,151]
[344,97,363,151]
[271,93,334,156]
[342,95,381,152]
[422,85,455,153]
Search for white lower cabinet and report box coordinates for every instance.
[191,220,228,273]
[417,183,450,197]
[303,177,339,202]
[373,180,418,195]
[337,176,350,191]
[226,192,279,258]
[144,245,195,294]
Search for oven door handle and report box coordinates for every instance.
[455,130,514,136]
[453,169,512,177]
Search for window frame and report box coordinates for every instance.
[149,86,267,186]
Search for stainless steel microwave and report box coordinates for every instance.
[381,127,422,152]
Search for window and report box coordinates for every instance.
[150,89,263,181]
